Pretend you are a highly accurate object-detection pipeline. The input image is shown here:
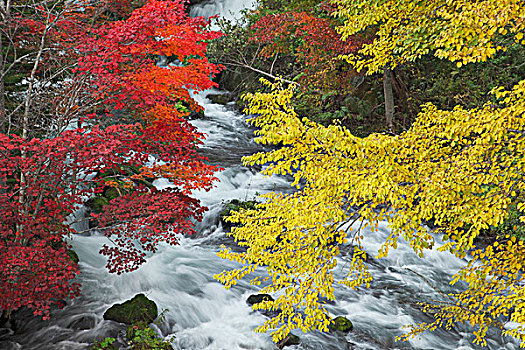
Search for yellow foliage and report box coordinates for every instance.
[399,236,525,347]
[215,78,525,343]
[215,0,525,345]
[331,0,525,74]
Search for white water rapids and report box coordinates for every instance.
[0,89,517,350]
[0,1,520,349]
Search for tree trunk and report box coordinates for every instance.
[383,67,394,133]
[0,32,5,133]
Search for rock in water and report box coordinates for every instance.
[282,333,300,347]
[67,249,79,264]
[246,294,274,306]
[103,294,158,324]
[206,93,233,105]
[67,314,96,330]
[330,316,353,333]
[219,199,259,230]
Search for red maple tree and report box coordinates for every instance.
[0,0,221,318]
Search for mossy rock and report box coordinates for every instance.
[330,316,353,333]
[282,333,300,347]
[206,93,233,105]
[85,195,110,214]
[189,109,205,119]
[234,97,246,112]
[104,187,121,201]
[86,165,156,218]
[67,249,79,264]
[219,199,259,230]
[246,294,274,306]
[85,184,127,216]
[188,0,207,5]
[98,165,141,179]
[103,294,158,324]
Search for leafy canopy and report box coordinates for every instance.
[331,0,525,73]
[216,0,525,346]
[216,78,525,344]
[0,0,220,317]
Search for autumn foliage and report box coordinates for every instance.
[249,11,362,91]
[0,0,221,318]
[216,0,525,346]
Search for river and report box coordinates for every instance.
[0,0,519,348]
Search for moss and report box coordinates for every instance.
[235,97,246,111]
[219,199,260,230]
[85,196,110,213]
[99,165,141,179]
[206,93,233,105]
[282,333,300,347]
[330,316,353,333]
[219,199,258,220]
[104,187,121,201]
[67,249,79,264]
[85,165,155,215]
[103,294,158,324]
[85,183,128,214]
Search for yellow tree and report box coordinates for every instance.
[331,0,525,73]
[332,0,525,132]
[216,0,525,346]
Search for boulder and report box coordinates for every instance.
[85,165,154,228]
[103,294,158,324]
[219,199,259,230]
[246,294,274,306]
[67,249,79,264]
[189,109,205,119]
[67,315,96,330]
[338,244,370,263]
[234,98,246,112]
[281,333,300,347]
[206,93,234,105]
[330,316,353,333]
[188,0,208,5]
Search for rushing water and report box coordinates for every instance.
[0,2,520,349]
[190,0,257,24]
[0,90,517,350]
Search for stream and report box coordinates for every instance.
[0,0,520,349]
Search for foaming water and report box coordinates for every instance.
[1,91,516,350]
[0,7,519,347]
[72,235,275,350]
[190,0,257,25]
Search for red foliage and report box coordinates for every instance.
[76,0,221,111]
[249,11,364,91]
[0,0,221,317]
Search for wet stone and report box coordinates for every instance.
[103,294,158,324]
[67,315,96,330]
[282,333,300,347]
[330,316,353,333]
[206,93,234,105]
[246,294,274,306]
